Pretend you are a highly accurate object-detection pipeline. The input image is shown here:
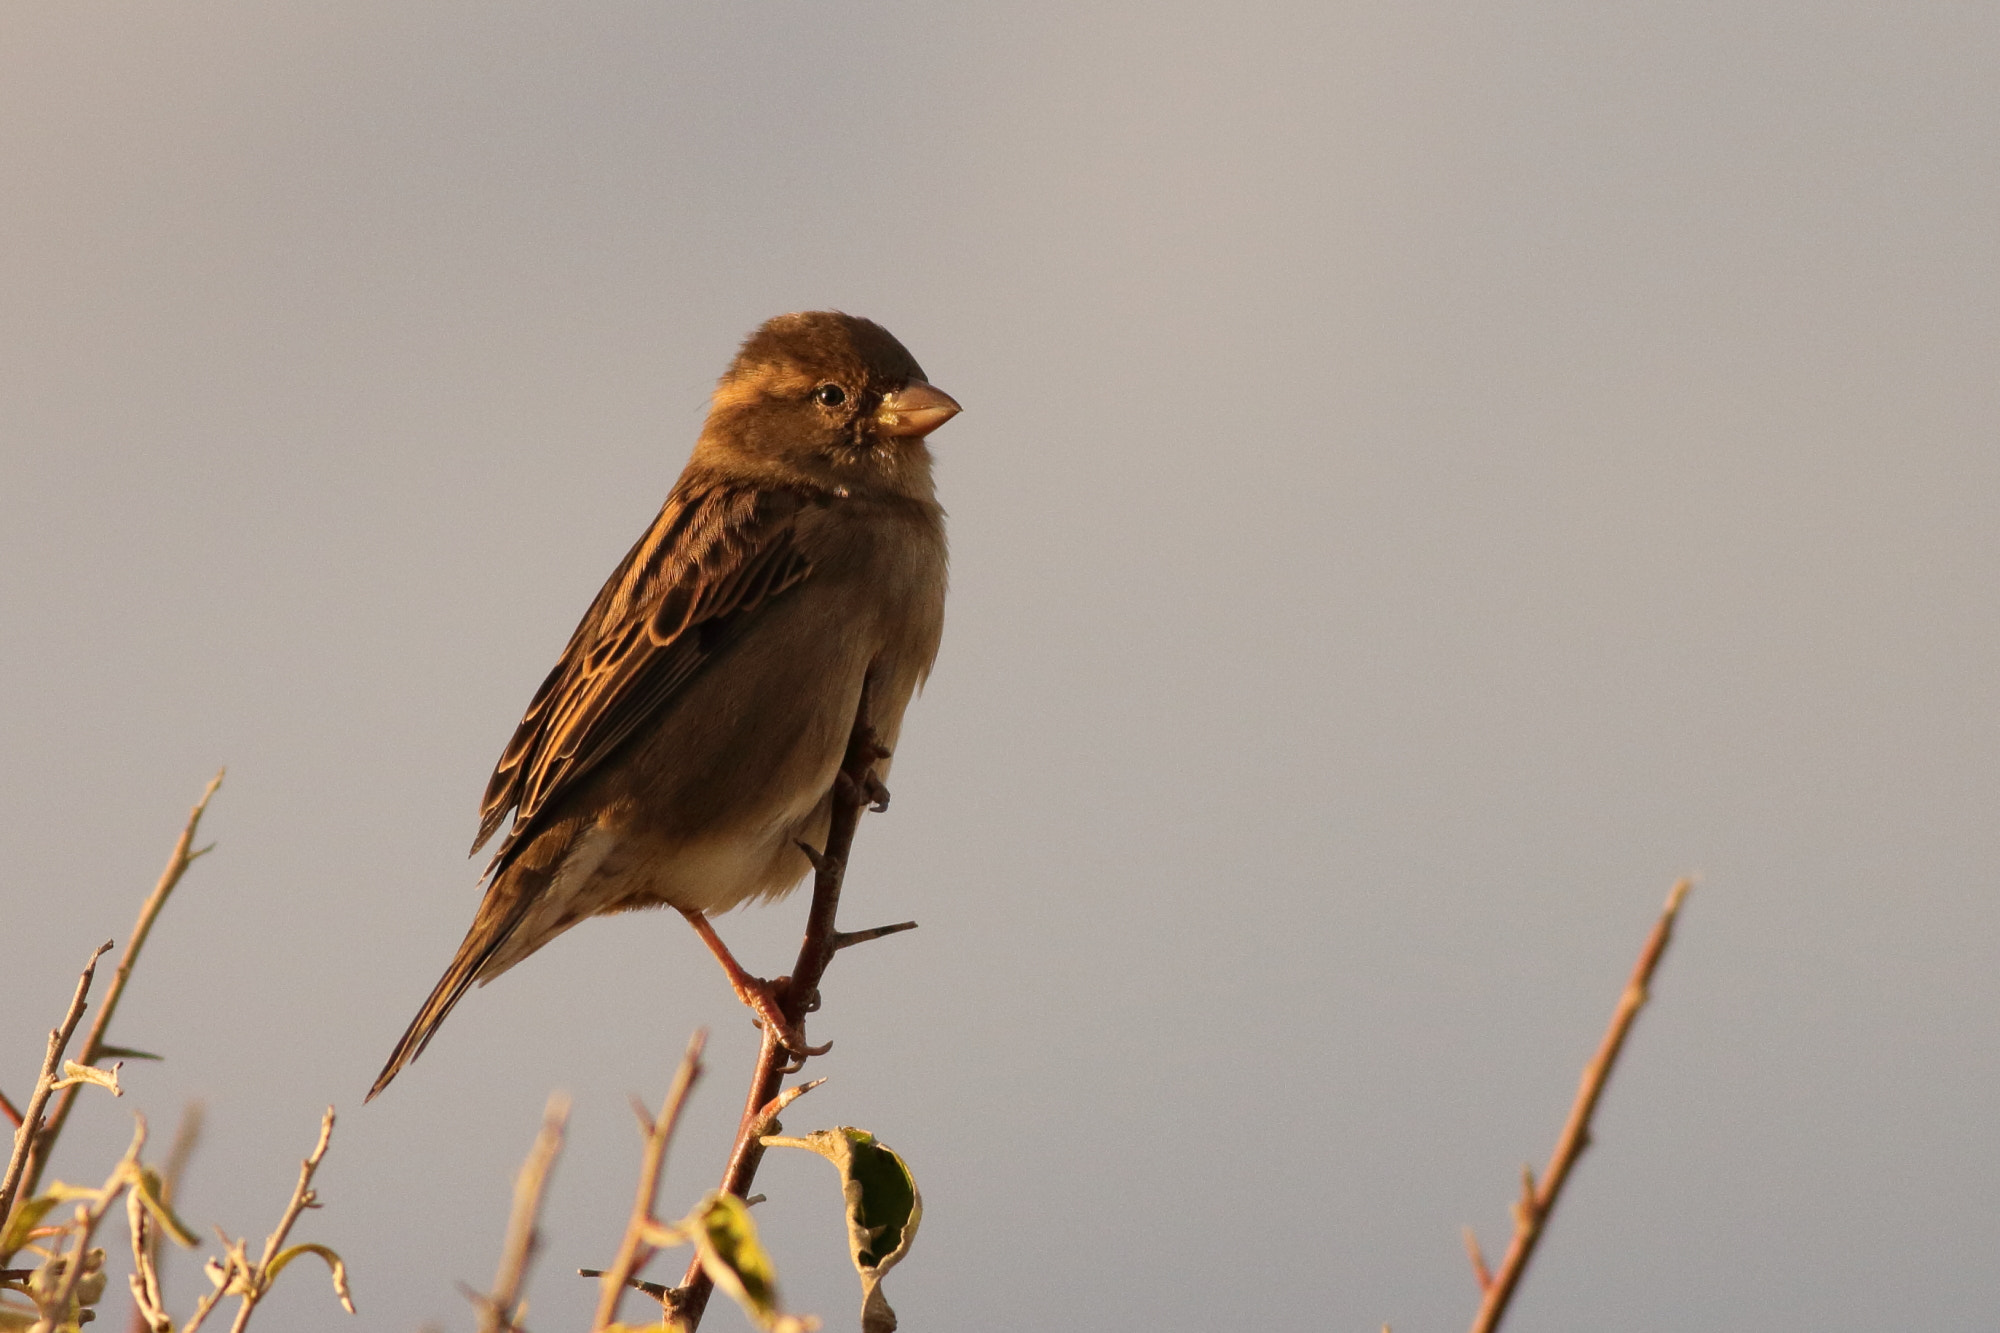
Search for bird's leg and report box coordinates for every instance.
[677,908,830,1058]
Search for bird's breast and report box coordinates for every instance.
[582,496,943,911]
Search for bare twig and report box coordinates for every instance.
[128,1196,168,1333]
[670,679,908,1330]
[177,1254,231,1333]
[471,1093,571,1333]
[1,940,114,1247]
[19,771,223,1206]
[1464,878,1691,1333]
[0,1088,22,1132]
[591,1031,706,1331]
[127,1101,203,1333]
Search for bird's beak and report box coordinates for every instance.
[875,380,962,438]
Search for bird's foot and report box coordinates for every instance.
[740,974,833,1062]
[833,764,892,812]
[844,725,892,771]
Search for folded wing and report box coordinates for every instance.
[473,476,814,877]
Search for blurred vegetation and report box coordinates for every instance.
[2,778,924,1333]
[8,774,1682,1333]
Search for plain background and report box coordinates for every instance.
[5,4,1998,1330]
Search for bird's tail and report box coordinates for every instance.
[366,888,531,1101]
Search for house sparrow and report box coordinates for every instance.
[369,312,957,1099]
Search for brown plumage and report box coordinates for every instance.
[369,312,957,1099]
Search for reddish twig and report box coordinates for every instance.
[18,772,223,1205]
[1464,878,1691,1333]
[670,678,908,1330]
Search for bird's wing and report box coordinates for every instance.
[472,476,813,872]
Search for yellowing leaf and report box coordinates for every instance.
[760,1128,922,1333]
[129,1166,199,1248]
[267,1242,356,1314]
[681,1193,818,1333]
[0,1193,63,1253]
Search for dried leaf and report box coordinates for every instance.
[761,1128,921,1333]
[268,1242,357,1314]
[50,1061,123,1096]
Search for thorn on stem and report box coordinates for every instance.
[1511,1164,1541,1229]
[748,1078,827,1139]
[577,1269,674,1302]
[830,920,919,952]
[1463,1226,1492,1291]
[794,840,837,875]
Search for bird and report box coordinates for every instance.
[368,311,958,1100]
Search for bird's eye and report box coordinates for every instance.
[813,383,847,408]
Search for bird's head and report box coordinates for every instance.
[695,311,961,496]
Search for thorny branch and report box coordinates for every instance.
[1463,878,1692,1333]
[669,677,909,1330]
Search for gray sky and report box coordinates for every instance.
[5,4,1997,1330]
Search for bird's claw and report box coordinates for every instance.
[731,973,830,1062]
[851,725,892,766]
[833,768,891,812]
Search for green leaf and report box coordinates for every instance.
[760,1128,922,1333]
[94,1045,163,1062]
[682,1193,816,1333]
[0,1193,63,1253]
[267,1243,356,1314]
[129,1167,199,1249]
